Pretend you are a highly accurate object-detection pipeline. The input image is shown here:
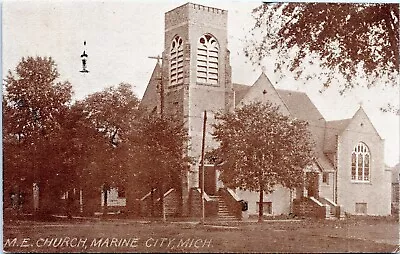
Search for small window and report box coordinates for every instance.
[355,202,367,214]
[322,173,329,184]
[256,202,272,215]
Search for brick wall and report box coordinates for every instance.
[189,188,218,217]
[293,197,326,219]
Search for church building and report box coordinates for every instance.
[139,3,391,219]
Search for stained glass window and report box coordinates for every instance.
[351,142,370,182]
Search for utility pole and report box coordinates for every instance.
[149,55,166,222]
[200,111,207,225]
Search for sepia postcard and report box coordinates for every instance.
[2,0,399,252]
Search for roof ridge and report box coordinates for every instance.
[326,118,352,123]
[232,83,251,89]
[232,82,249,86]
[276,88,307,94]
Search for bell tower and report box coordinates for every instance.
[161,3,234,214]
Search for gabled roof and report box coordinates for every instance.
[326,119,352,132]
[232,78,327,152]
[232,83,251,106]
[316,154,335,172]
[275,90,334,170]
[139,62,161,113]
[232,80,326,124]
[352,106,383,139]
[323,119,352,153]
[323,106,383,153]
[233,74,290,114]
[276,89,325,123]
[231,75,335,170]
[231,75,382,172]
[275,89,327,153]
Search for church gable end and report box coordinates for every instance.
[346,106,383,140]
[238,73,290,115]
[335,106,388,215]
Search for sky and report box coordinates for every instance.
[2,0,399,166]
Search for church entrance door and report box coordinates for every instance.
[306,172,319,198]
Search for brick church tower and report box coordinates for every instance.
[158,3,234,214]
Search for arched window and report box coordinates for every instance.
[170,36,184,86]
[197,34,219,85]
[351,142,370,182]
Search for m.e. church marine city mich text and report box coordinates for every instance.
[4,237,213,250]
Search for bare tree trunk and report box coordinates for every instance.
[258,184,264,223]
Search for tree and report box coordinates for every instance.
[209,102,314,222]
[3,56,74,214]
[54,106,106,217]
[132,114,192,220]
[245,3,399,113]
[76,83,140,147]
[75,83,140,214]
[4,57,72,138]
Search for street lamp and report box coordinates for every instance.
[80,41,89,73]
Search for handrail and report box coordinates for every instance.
[140,188,156,201]
[194,188,211,201]
[164,188,175,197]
[310,197,324,207]
[320,196,342,218]
[141,188,176,202]
[226,188,241,201]
[156,188,175,202]
[323,197,338,207]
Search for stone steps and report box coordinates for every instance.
[210,195,239,221]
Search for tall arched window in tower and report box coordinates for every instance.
[351,142,370,182]
[197,34,219,85]
[170,36,184,86]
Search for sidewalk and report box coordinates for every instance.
[6,212,302,226]
[52,214,301,225]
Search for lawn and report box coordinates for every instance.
[3,217,399,253]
